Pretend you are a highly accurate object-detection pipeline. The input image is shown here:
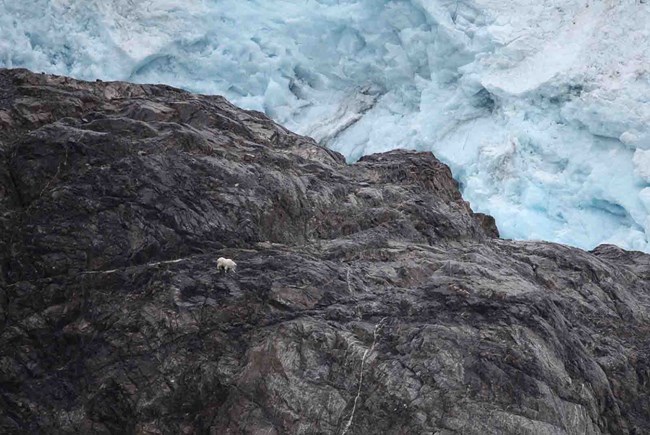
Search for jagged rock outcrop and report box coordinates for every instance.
[0,69,649,434]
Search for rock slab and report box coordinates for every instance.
[0,69,649,434]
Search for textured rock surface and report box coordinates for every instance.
[0,68,649,434]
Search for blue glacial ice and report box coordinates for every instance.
[2,0,650,252]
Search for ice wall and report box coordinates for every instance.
[2,0,650,251]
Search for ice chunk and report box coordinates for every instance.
[622,130,650,151]
[633,150,650,183]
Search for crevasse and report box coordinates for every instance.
[2,0,650,251]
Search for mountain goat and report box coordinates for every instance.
[217,257,237,273]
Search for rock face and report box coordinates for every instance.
[0,68,649,434]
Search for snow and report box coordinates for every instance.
[1,0,650,251]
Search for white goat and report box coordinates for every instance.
[217,257,237,273]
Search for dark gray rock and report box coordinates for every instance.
[0,68,648,434]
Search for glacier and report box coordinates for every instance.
[1,0,650,252]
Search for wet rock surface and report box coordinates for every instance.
[0,68,649,434]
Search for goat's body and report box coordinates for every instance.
[217,257,237,273]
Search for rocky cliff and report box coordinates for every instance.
[0,69,649,434]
